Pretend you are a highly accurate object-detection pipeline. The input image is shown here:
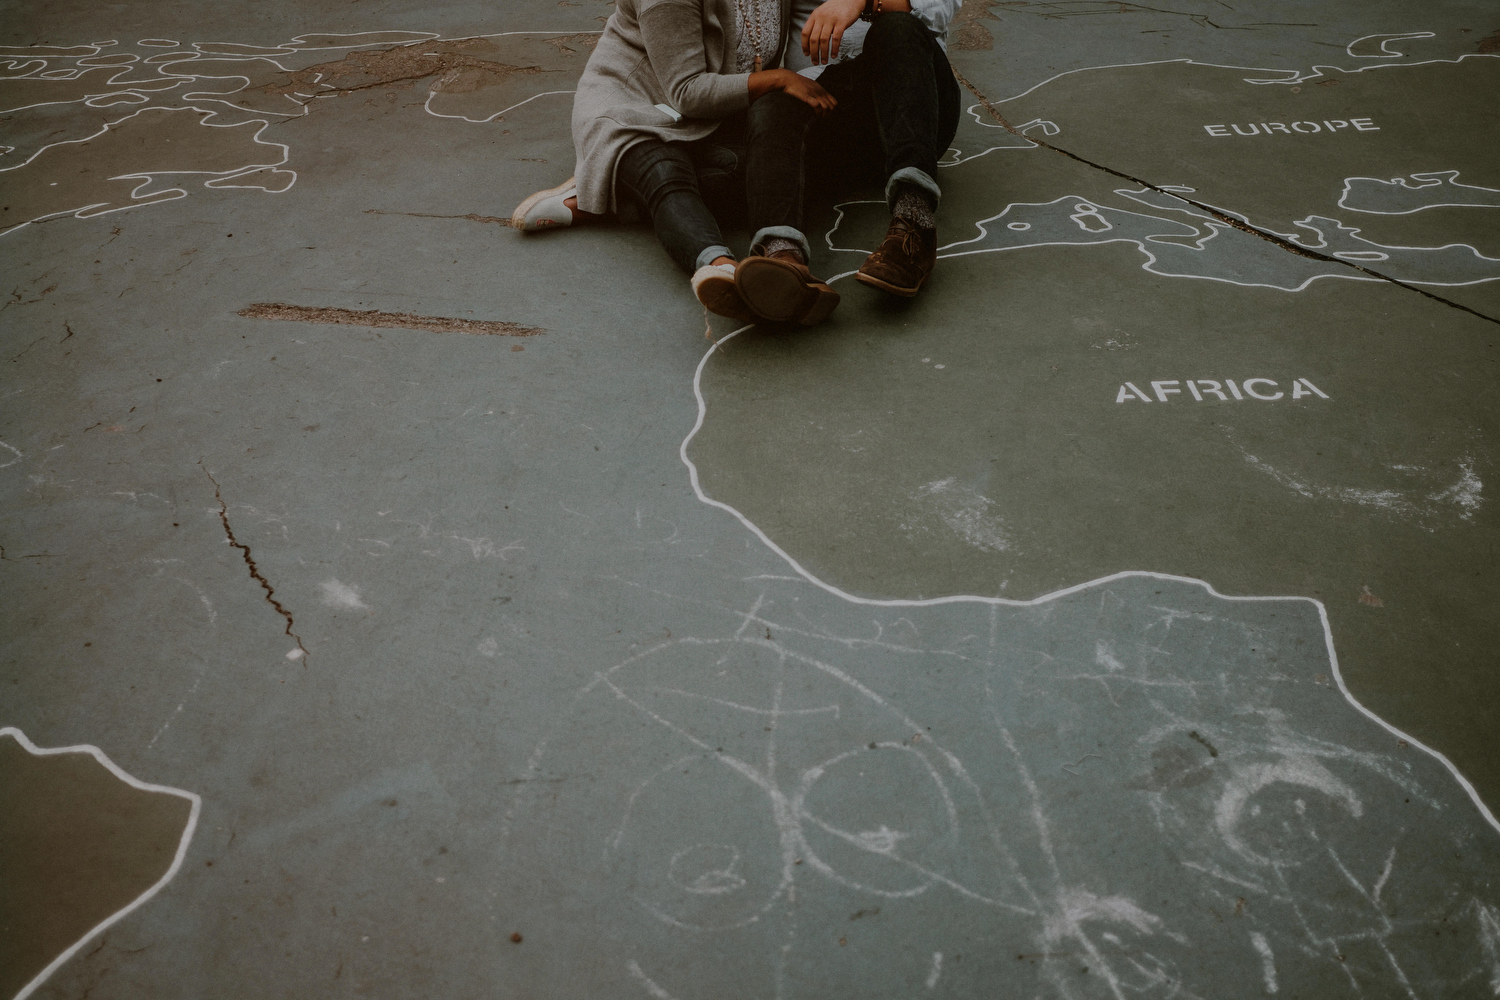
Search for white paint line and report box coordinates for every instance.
[925,951,943,988]
[627,959,682,999]
[1,726,201,1000]
[680,326,1500,837]
[1345,32,1436,58]
[423,87,575,124]
[1250,931,1278,992]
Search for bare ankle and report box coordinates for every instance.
[563,196,595,224]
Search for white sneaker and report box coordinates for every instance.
[692,262,757,322]
[511,177,577,231]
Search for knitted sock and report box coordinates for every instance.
[892,184,937,230]
[759,236,804,261]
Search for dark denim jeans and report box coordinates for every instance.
[615,13,958,273]
[616,92,812,275]
[806,11,963,208]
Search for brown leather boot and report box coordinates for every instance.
[734,249,840,326]
[855,217,938,297]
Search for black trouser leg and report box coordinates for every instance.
[815,14,962,206]
[744,91,814,251]
[616,137,733,274]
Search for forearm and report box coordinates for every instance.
[640,3,749,117]
[802,0,917,65]
[748,69,795,102]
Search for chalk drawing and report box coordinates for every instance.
[507,568,1500,996]
[681,326,1500,841]
[1,727,201,1000]
[318,578,369,609]
[1241,450,1483,523]
[1345,32,1436,59]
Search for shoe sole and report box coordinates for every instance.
[736,257,840,325]
[694,273,758,322]
[510,176,576,231]
[853,269,925,298]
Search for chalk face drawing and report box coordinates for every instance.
[0,31,593,235]
[503,580,1500,998]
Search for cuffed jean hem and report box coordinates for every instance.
[695,244,736,271]
[885,167,941,210]
[749,225,811,262]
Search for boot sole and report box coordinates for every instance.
[853,269,925,298]
[736,257,840,325]
[694,273,758,323]
[510,176,576,230]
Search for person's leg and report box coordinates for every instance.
[732,90,840,326]
[744,91,814,260]
[692,112,749,228]
[616,137,735,275]
[850,12,963,296]
[803,60,883,201]
[862,11,960,212]
[616,137,757,321]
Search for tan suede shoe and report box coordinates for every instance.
[854,217,938,297]
[734,250,840,326]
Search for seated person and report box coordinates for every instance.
[738,0,961,298]
[511,0,844,326]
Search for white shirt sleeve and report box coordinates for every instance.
[909,0,963,41]
[785,0,963,76]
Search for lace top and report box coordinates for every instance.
[732,0,783,72]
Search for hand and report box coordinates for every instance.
[801,0,864,65]
[780,72,837,114]
[748,69,837,114]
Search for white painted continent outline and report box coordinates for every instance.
[1338,170,1500,216]
[0,29,600,237]
[0,726,202,1000]
[678,323,1500,839]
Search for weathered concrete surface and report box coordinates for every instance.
[2,1,1498,997]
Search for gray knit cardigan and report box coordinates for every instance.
[571,0,791,215]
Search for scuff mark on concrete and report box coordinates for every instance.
[237,303,543,336]
[254,43,547,100]
[201,462,308,658]
[363,207,515,227]
[319,578,369,609]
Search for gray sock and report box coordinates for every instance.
[892,184,937,230]
[759,236,804,261]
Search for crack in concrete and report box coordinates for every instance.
[201,463,308,659]
[238,302,543,336]
[7,333,49,363]
[951,67,1500,327]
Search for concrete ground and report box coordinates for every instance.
[2,1,1499,997]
